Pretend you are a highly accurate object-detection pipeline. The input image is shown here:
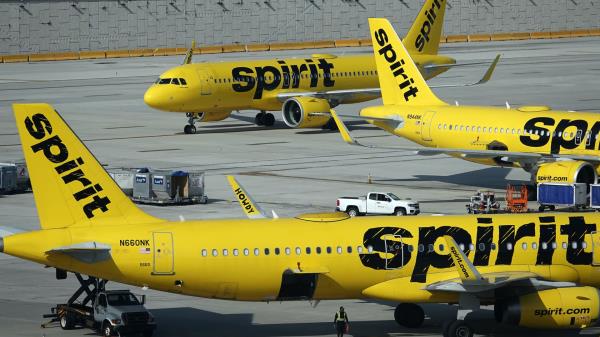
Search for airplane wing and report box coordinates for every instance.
[276,55,500,104]
[47,241,112,264]
[226,175,270,219]
[424,237,575,294]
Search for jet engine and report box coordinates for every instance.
[495,287,600,329]
[282,97,331,128]
[535,161,597,184]
[198,111,231,122]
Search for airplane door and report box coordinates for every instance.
[198,70,213,96]
[384,235,404,269]
[153,232,175,275]
[421,111,436,141]
[591,232,600,266]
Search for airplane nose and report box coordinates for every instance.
[144,87,161,109]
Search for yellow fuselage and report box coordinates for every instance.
[5,212,600,303]
[364,105,600,168]
[143,54,454,114]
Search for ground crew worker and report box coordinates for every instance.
[333,306,349,337]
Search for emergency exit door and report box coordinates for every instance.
[198,70,212,95]
[153,232,174,275]
[421,111,436,141]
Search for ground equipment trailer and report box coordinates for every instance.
[43,273,155,337]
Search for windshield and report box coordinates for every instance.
[107,293,141,306]
[388,193,400,200]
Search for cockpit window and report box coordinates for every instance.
[172,78,180,85]
[158,78,171,84]
[180,78,187,85]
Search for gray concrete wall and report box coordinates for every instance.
[1,0,599,55]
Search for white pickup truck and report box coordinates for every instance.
[336,192,420,216]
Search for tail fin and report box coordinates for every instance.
[402,0,446,55]
[369,18,446,106]
[13,103,162,229]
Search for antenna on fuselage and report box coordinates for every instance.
[505,101,511,109]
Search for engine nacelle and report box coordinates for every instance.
[495,287,600,329]
[198,111,231,122]
[282,97,331,128]
[535,161,597,184]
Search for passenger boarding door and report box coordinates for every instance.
[591,232,600,266]
[420,111,436,141]
[153,232,175,275]
[198,70,212,95]
[384,235,405,269]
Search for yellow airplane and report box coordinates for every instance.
[5,102,600,337]
[143,0,494,134]
[331,18,600,188]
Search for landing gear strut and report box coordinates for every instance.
[184,112,198,134]
[394,303,425,328]
[442,294,477,337]
[255,111,275,127]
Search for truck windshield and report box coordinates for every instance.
[388,193,400,200]
[107,293,141,306]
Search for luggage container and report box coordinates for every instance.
[537,183,587,211]
[0,164,17,194]
[133,172,152,199]
[0,161,29,192]
[131,169,207,205]
[590,184,600,209]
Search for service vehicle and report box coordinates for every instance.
[336,192,420,216]
[50,287,155,337]
[538,183,587,212]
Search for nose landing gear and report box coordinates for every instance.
[184,113,198,134]
[255,111,275,127]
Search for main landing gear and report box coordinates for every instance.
[393,301,475,337]
[184,112,198,134]
[254,111,275,127]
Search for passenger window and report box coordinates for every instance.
[459,243,465,251]
[468,243,474,251]
[418,244,424,253]
[562,242,568,249]
[347,246,352,253]
[201,249,207,257]
[541,242,548,250]
[337,246,343,254]
[428,244,434,252]
[327,247,332,254]
[494,127,498,133]
[357,246,363,253]
[552,242,557,249]
[295,247,301,255]
[478,243,485,251]
[439,244,445,251]
[172,78,180,85]
[449,125,452,130]
[254,248,260,256]
[506,243,513,251]
[180,78,187,85]
[532,242,538,250]
[212,249,218,256]
[582,242,588,249]
[233,249,239,256]
[306,247,311,254]
[367,245,373,253]
[571,242,578,249]
[223,249,229,256]
[491,243,496,250]
[285,247,291,255]
[407,245,414,252]
[522,243,527,250]
[264,248,270,255]
[316,247,322,254]
[500,128,504,133]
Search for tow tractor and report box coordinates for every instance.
[466,190,500,214]
[42,272,156,337]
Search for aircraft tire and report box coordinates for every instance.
[445,320,473,337]
[255,112,265,126]
[264,113,275,126]
[184,125,197,134]
[394,303,424,328]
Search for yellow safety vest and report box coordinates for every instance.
[337,311,346,321]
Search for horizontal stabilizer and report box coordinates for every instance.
[47,241,111,264]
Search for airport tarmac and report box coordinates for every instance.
[1,37,600,336]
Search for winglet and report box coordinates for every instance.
[329,109,360,146]
[227,176,268,219]
[444,236,483,282]
[474,54,500,86]
[183,40,196,65]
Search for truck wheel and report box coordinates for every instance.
[346,207,359,217]
[395,208,407,216]
[102,321,113,337]
[59,313,74,330]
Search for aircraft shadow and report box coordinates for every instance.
[148,305,584,337]
[377,167,527,190]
